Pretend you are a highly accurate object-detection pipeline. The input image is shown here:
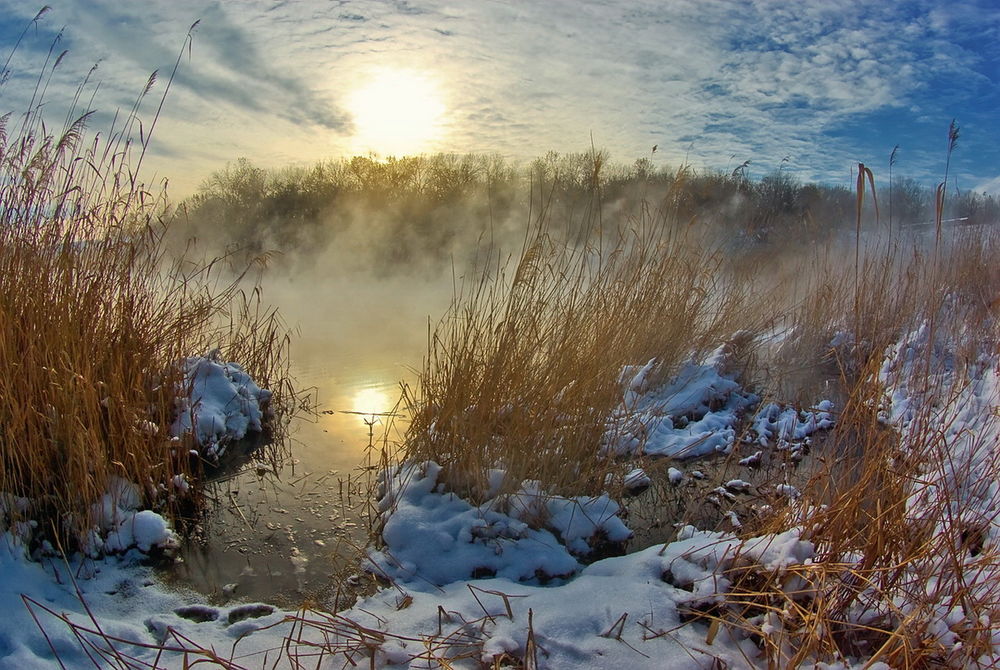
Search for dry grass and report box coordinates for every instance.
[9,29,998,664]
[401,175,774,503]
[697,218,1000,666]
[383,162,1000,667]
[0,25,292,551]
[22,171,1000,670]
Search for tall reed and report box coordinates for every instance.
[0,22,291,551]
[401,175,772,502]
[707,224,1000,668]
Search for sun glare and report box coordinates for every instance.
[352,386,392,417]
[346,69,446,156]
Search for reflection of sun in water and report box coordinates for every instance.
[352,386,391,417]
[346,69,446,156]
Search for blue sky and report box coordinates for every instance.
[1,1,997,198]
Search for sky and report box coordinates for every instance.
[0,0,997,199]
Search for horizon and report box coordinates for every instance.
[1,1,997,200]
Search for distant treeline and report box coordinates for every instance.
[172,152,1000,274]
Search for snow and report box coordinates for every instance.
[170,350,272,460]
[749,400,834,448]
[104,510,177,554]
[608,349,759,458]
[724,479,752,493]
[0,535,289,668]
[774,484,800,499]
[84,478,179,558]
[622,467,651,493]
[0,510,814,669]
[314,523,814,668]
[0,325,996,668]
[607,347,834,460]
[879,321,1000,536]
[365,462,631,586]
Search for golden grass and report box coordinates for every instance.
[22,160,1000,668]
[387,161,1000,666]
[400,171,777,503]
[8,30,997,664]
[701,221,1000,667]
[0,34,291,551]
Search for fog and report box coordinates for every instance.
[162,153,999,604]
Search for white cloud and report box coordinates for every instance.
[0,0,996,197]
[972,175,1000,196]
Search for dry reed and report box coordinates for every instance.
[400,172,774,504]
[0,22,291,552]
[700,205,1000,667]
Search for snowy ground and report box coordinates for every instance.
[1,333,996,668]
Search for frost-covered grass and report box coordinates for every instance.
[0,25,291,554]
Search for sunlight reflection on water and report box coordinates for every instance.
[169,274,449,606]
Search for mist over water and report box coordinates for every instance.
[169,269,456,604]
[166,153,998,602]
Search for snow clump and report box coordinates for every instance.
[170,350,272,461]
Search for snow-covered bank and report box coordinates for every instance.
[0,534,299,667]
[0,521,815,669]
[2,329,997,668]
[339,527,815,668]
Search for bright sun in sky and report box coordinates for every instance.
[346,69,446,156]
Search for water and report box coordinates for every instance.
[168,273,452,607]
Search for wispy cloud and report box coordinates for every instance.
[0,0,996,196]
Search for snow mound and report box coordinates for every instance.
[607,347,760,458]
[170,351,272,460]
[104,511,177,555]
[365,462,632,588]
[85,478,179,558]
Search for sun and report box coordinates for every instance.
[346,69,446,156]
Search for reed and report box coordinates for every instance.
[0,24,291,551]
[399,172,773,503]
[703,223,1000,668]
